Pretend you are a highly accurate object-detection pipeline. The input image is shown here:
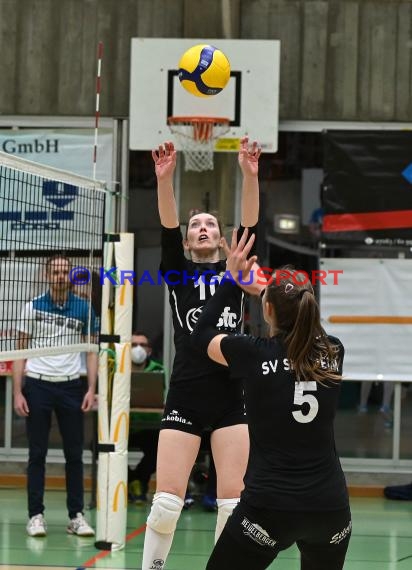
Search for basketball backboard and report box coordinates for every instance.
[129,38,280,152]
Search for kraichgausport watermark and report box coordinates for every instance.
[69,266,343,287]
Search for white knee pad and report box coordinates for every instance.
[217,497,240,518]
[215,497,240,542]
[147,492,184,535]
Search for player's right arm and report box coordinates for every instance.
[154,141,187,274]
[152,141,179,228]
[13,332,30,417]
[239,136,261,228]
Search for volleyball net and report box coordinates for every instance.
[0,151,106,360]
[0,150,135,550]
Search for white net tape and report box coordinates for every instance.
[168,117,230,172]
[0,150,106,360]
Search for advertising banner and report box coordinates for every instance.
[322,131,412,247]
[320,258,412,380]
[0,132,108,252]
[0,129,113,182]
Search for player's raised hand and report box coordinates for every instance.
[152,141,177,180]
[223,228,257,285]
[238,136,261,178]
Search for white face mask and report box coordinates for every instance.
[131,344,147,365]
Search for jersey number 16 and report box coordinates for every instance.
[194,275,222,300]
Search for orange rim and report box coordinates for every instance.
[168,116,230,142]
[168,116,230,126]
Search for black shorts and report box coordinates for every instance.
[160,378,247,436]
[207,499,351,570]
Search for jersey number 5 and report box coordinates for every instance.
[292,381,319,424]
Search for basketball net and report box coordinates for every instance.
[168,116,230,172]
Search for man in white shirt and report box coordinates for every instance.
[13,255,98,537]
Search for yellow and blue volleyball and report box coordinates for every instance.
[178,44,231,97]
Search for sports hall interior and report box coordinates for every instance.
[0,1,412,569]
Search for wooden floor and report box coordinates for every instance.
[1,488,412,569]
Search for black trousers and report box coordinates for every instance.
[23,376,85,519]
[207,499,351,570]
[128,429,159,494]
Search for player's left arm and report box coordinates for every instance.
[239,136,261,227]
[190,278,233,366]
[191,277,250,366]
[191,228,261,365]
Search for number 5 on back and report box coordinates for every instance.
[292,381,319,424]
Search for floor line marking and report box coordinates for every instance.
[81,523,146,568]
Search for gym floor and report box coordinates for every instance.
[1,488,411,569]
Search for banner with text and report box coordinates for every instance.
[0,129,113,183]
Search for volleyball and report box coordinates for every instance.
[178,44,231,97]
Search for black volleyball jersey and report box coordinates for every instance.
[160,225,245,385]
[220,333,349,512]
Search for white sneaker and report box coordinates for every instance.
[27,514,47,537]
[67,512,95,536]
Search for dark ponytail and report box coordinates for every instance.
[266,267,341,383]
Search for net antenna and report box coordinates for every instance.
[168,116,230,172]
[93,41,104,180]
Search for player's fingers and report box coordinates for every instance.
[151,149,159,162]
[237,227,249,250]
[242,233,256,258]
[221,237,231,258]
[231,227,239,251]
[250,141,261,157]
[245,255,257,273]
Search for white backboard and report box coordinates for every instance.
[129,38,280,152]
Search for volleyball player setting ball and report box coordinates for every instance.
[192,229,352,570]
[140,138,261,570]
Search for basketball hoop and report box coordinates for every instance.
[168,116,230,172]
